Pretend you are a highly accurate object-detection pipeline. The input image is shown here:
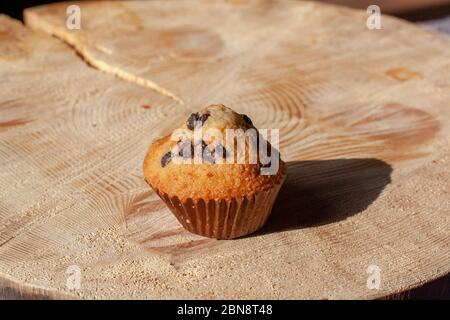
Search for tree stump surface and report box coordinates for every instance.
[0,0,449,299]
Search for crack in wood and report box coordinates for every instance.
[23,12,185,105]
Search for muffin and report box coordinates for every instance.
[143,104,286,239]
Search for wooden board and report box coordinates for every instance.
[321,0,450,13]
[0,0,449,299]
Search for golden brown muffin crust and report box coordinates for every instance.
[143,105,286,201]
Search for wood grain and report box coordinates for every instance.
[321,0,450,13]
[0,0,449,299]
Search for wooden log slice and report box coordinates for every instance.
[0,0,449,298]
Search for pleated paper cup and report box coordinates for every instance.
[146,172,286,240]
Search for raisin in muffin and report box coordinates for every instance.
[143,104,286,239]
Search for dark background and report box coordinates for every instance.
[1,1,58,19]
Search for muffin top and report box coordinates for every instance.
[143,104,286,201]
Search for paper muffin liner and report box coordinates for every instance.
[146,171,286,240]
